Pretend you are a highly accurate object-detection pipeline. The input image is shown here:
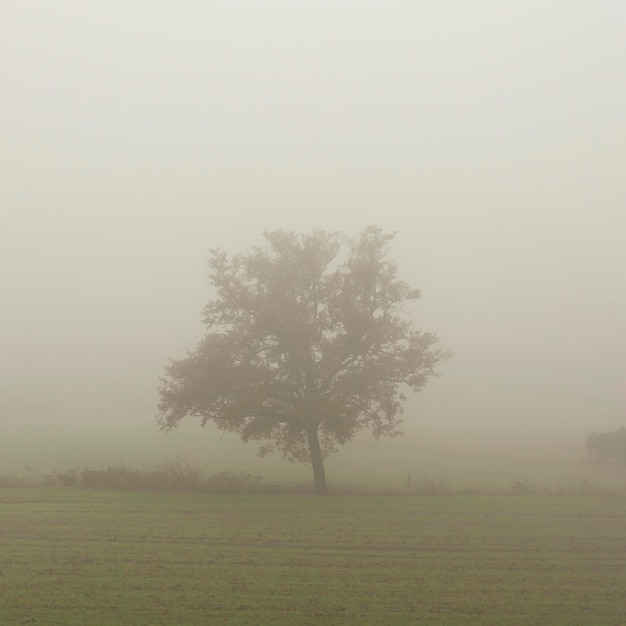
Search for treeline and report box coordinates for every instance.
[0,464,623,496]
[0,463,262,494]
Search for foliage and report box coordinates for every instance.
[0,465,262,493]
[205,470,263,494]
[157,226,450,492]
[586,426,626,463]
[78,464,262,493]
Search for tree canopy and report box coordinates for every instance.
[157,226,450,493]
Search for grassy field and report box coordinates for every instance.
[2,489,626,625]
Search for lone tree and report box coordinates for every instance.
[157,226,450,494]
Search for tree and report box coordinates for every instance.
[157,226,450,494]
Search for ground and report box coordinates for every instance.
[2,489,625,625]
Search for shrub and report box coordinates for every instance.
[205,471,263,494]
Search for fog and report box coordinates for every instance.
[2,2,625,473]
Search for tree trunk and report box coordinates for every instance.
[306,426,327,495]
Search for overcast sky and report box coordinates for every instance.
[2,2,625,460]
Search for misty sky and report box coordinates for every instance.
[2,2,625,460]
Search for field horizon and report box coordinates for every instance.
[2,421,624,496]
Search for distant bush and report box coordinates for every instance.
[0,463,263,494]
[0,474,29,488]
[75,463,263,494]
[510,480,535,495]
[80,466,138,490]
[406,473,453,496]
[38,469,81,487]
[205,471,263,494]
[555,477,597,496]
[0,469,82,488]
[146,461,205,492]
[0,466,621,496]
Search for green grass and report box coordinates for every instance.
[2,490,626,625]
